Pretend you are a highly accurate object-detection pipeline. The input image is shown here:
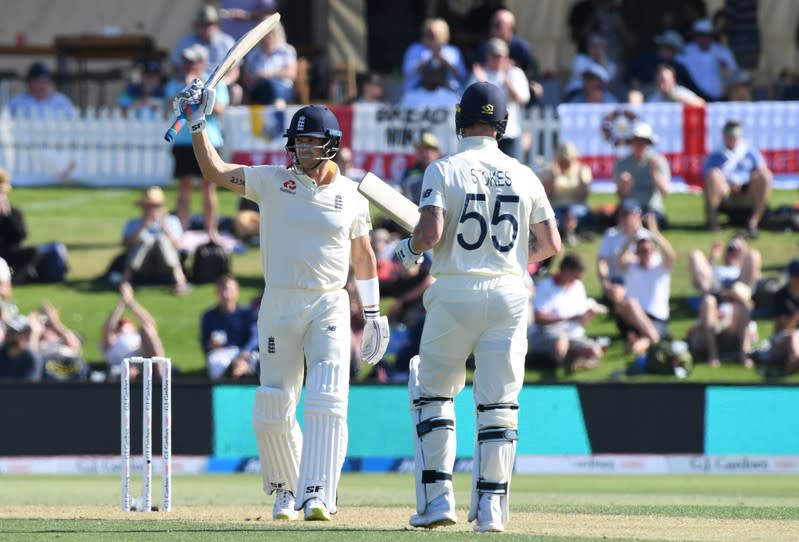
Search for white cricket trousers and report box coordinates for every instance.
[418,275,528,404]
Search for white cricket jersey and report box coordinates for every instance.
[419,136,554,278]
[244,164,372,291]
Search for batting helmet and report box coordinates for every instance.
[284,105,342,160]
[455,81,508,140]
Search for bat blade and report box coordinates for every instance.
[164,12,282,142]
[358,172,420,233]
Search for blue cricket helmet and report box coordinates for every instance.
[455,81,508,140]
[284,105,342,159]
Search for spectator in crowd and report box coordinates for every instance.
[717,0,760,70]
[36,302,87,381]
[400,131,442,206]
[566,64,618,104]
[220,0,277,40]
[0,257,11,325]
[763,258,799,375]
[333,146,366,181]
[0,313,43,381]
[615,214,676,354]
[626,30,696,93]
[687,280,757,368]
[402,18,467,94]
[702,119,772,237]
[678,18,738,101]
[120,186,189,296]
[400,60,460,109]
[528,253,605,372]
[596,198,648,311]
[646,64,705,106]
[8,61,76,118]
[171,5,241,105]
[200,274,257,380]
[688,233,762,296]
[101,282,166,380]
[118,59,166,119]
[541,142,593,246]
[725,70,754,101]
[0,168,42,284]
[613,121,671,228]
[349,71,387,105]
[468,37,530,160]
[564,34,619,98]
[242,20,297,105]
[165,44,230,237]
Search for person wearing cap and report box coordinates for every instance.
[8,61,76,118]
[542,141,593,246]
[614,213,676,354]
[120,186,189,296]
[613,121,671,228]
[101,282,167,380]
[646,64,704,106]
[400,59,460,109]
[394,81,560,532]
[764,258,799,374]
[596,197,649,311]
[566,62,618,104]
[399,131,442,206]
[678,18,738,101]
[402,18,467,94]
[165,43,230,237]
[468,37,530,160]
[564,34,618,98]
[242,20,297,105]
[0,168,42,284]
[118,59,166,119]
[701,119,772,236]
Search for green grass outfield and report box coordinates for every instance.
[9,185,799,381]
[1,473,798,541]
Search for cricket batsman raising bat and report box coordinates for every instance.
[164,12,282,141]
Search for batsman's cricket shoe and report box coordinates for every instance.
[303,497,331,521]
[272,489,298,521]
[409,492,457,528]
[473,493,504,533]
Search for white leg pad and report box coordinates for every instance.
[297,360,348,514]
[252,386,302,497]
[409,355,456,514]
[467,403,519,523]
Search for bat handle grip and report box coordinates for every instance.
[163,104,193,142]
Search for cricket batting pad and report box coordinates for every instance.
[252,386,302,497]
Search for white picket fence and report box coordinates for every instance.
[0,106,561,187]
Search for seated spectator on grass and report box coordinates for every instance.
[118,59,166,119]
[687,281,756,368]
[0,313,43,381]
[402,18,466,94]
[200,275,256,380]
[702,120,772,237]
[541,142,593,246]
[102,283,166,380]
[120,187,190,296]
[688,233,761,296]
[752,259,799,376]
[614,214,676,354]
[36,302,88,381]
[613,121,671,229]
[242,20,297,105]
[0,168,43,284]
[9,61,76,118]
[527,253,606,373]
[399,131,442,206]
[646,64,705,106]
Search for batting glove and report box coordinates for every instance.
[361,308,390,366]
[172,78,216,133]
[395,236,423,269]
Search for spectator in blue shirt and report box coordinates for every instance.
[8,62,76,118]
[702,119,772,237]
[118,59,166,119]
[402,18,466,94]
[200,275,256,380]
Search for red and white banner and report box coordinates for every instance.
[558,101,799,189]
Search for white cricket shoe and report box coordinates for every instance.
[303,497,331,521]
[409,492,457,528]
[473,493,504,532]
[272,489,298,521]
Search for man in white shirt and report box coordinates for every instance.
[615,213,675,354]
[394,82,560,532]
[678,18,738,101]
[596,198,648,310]
[174,85,389,522]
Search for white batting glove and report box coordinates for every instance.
[361,309,389,366]
[172,78,216,133]
[395,236,423,269]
